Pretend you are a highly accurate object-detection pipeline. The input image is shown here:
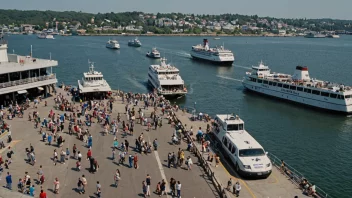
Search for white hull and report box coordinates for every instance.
[242,80,352,114]
[190,50,234,64]
[37,34,54,39]
[106,43,120,49]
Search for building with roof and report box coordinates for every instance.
[0,40,58,105]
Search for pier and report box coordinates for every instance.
[0,88,329,198]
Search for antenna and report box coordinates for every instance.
[30,45,33,57]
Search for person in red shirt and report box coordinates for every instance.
[133,154,138,169]
[39,190,47,198]
[87,149,92,160]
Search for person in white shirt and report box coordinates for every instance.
[176,181,181,198]
[234,182,241,197]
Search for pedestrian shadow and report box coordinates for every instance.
[137,193,145,197]
[70,167,79,172]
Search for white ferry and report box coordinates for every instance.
[37,33,54,39]
[242,61,352,114]
[148,57,187,97]
[212,114,272,178]
[0,40,58,105]
[106,40,120,49]
[190,39,234,65]
[146,47,161,59]
[77,61,111,100]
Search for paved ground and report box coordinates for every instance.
[0,88,219,198]
[175,111,305,198]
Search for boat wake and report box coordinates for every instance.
[187,83,194,95]
[233,64,252,70]
[216,75,243,82]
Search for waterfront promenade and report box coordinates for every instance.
[0,88,218,198]
[0,87,307,198]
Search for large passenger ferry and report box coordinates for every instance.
[242,61,352,114]
[212,114,272,178]
[190,39,234,65]
[148,57,187,97]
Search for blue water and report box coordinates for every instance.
[6,34,352,197]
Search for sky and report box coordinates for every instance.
[2,0,352,20]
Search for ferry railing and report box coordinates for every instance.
[267,153,330,198]
[0,74,56,88]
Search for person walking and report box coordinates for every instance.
[5,172,12,190]
[169,178,176,196]
[142,181,147,198]
[37,165,43,184]
[73,144,77,159]
[53,178,60,194]
[176,181,182,198]
[80,175,87,194]
[133,154,138,169]
[146,174,151,196]
[160,179,166,196]
[53,149,58,166]
[96,181,101,197]
[234,181,241,197]
[114,169,121,187]
[39,190,47,198]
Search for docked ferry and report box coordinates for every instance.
[212,114,272,178]
[77,61,111,100]
[190,39,234,65]
[242,61,352,114]
[148,57,187,97]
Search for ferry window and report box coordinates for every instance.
[345,95,352,99]
[252,78,257,82]
[227,124,238,131]
[257,79,263,83]
[263,80,268,84]
[239,149,265,157]
[269,81,273,86]
[272,82,277,86]
[222,137,228,146]
[283,84,289,89]
[238,124,244,130]
[338,95,345,100]
[228,144,232,152]
[297,87,303,91]
[329,93,337,98]
[312,90,320,95]
[231,146,236,154]
[304,88,312,93]
[290,86,296,90]
[321,92,329,97]
[278,83,283,87]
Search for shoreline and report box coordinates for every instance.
[73,33,299,37]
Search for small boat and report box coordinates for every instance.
[37,33,54,39]
[326,34,340,38]
[106,39,120,49]
[214,37,221,40]
[128,37,142,47]
[146,47,161,59]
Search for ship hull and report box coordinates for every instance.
[191,55,233,66]
[242,80,352,114]
[147,79,186,99]
[146,53,161,59]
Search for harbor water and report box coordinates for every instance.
[6,34,352,197]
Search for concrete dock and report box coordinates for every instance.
[0,87,306,198]
[0,88,219,198]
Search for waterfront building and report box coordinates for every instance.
[0,40,58,105]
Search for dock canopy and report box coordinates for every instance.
[37,87,44,91]
[17,90,27,94]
